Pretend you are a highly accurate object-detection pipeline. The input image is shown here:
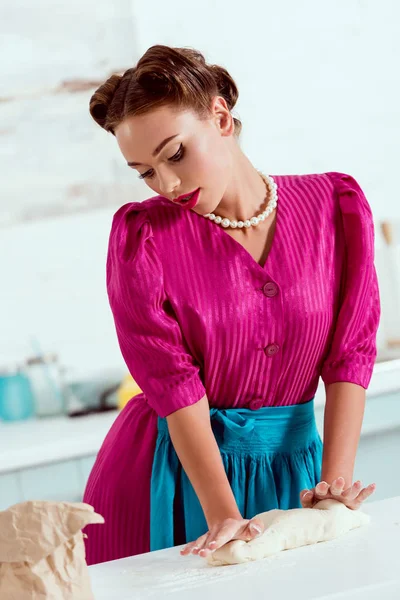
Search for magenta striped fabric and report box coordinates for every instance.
[83,171,380,564]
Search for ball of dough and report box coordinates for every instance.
[207,500,370,566]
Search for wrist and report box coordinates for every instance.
[321,465,353,488]
[205,507,242,528]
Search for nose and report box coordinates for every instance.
[157,168,180,198]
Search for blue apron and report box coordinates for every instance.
[150,398,322,550]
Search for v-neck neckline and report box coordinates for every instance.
[201,188,281,274]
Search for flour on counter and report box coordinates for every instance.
[111,550,294,597]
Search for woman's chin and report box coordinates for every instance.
[192,199,220,217]
[192,204,208,216]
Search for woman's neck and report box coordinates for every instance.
[216,149,269,223]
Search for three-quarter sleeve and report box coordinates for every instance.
[321,173,381,389]
[106,203,206,418]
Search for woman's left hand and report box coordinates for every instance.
[300,477,376,510]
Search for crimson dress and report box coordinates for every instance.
[83,172,380,565]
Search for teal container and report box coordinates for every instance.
[0,372,35,422]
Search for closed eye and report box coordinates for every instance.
[138,144,185,180]
[169,144,185,163]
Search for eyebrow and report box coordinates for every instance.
[127,134,179,167]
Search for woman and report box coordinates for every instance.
[83,45,380,565]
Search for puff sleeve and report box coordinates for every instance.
[106,203,206,418]
[321,173,381,389]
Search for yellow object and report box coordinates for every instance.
[116,374,142,410]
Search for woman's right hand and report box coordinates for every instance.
[180,516,265,559]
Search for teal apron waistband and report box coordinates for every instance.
[157,397,318,454]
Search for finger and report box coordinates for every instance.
[353,483,376,508]
[181,532,209,556]
[241,518,264,541]
[341,480,362,501]
[330,477,346,496]
[180,538,200,555]
[196,531,216,555]
[203,525,239,554]
[300,489,315,508]
[181,542,203,556]
[314,481,329,499]
[250,517,264,536]
[201,521,244,555]
[180,541,198,556]
[199,542,217,557]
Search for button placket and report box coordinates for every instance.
[255,272,283,404]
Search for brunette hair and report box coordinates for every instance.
[89,45,241,136]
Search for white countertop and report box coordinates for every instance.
[89,496,400,600]
[1,359,400,474]
[0,411,119,473]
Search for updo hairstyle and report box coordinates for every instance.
[89,45,241,136]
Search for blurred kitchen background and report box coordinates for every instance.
[1,1,400,510]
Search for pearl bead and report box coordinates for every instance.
[250,217,259,225]
[221,218,230,228]
[237,221,244,228]
[244,220,251,228]
[209,214,216,221]
[258,214,265,221]
[215,216,222,224]
[231,220,238,228]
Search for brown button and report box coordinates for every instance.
[250,399,263,410]
[264,343,280,357]
[263,282,278,297]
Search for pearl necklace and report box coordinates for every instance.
[204,173,278,229]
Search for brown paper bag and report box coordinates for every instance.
[0,501,104,600]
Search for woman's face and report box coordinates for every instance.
[114,98,235,216]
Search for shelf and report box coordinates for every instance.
[0,410,118,474]
[1,359,400,475]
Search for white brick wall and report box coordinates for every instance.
[1,0,399,374]
[0,0,146,373]
[0,209,126,372]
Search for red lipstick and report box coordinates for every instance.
[172,188,200,210]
